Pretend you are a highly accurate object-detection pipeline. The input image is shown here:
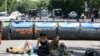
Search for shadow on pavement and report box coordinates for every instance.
[67,47,100,56]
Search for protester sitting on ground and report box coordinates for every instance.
[49,35,59,50]
[49,35,68,56]
[23,33,49,56]
[35,33,49,56]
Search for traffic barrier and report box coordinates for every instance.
[34,22,57,39]
[2,20,100,40]
[59,22,80,40]
[80,23,100,40]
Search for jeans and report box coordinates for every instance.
[34,49,48,56]
[34,46,49,56]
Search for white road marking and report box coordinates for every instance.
[92,41,99,45]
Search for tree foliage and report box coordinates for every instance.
[0,0,100,14]
[0,0,5,11]
[14,0,50,13]
[89,0,100,10]
[49,0,100,15]
[7,0,17,13]
[49,0,84,15]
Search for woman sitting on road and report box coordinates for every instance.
[35,33,49,56]
[23,33,49,56]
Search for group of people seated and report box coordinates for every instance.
[24,33,68,56]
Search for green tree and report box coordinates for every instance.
[89,0,100,10]
[0,0,50,13]
[7,0,17,13]
[0,0,18,13]
[0,0,5,11]
[16,0,40,13]
[0,0,4,6]
[49,0,84,15]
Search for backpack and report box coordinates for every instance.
[84,49,100,56]
[57,43,68,56]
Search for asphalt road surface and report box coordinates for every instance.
[1,40,100,56]
[1,18,100,56]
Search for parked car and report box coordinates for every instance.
[40,8,49,19]
[0,12,8,16]
[0,12,10,21]
[8,11,22,20]
[68,11,78,18]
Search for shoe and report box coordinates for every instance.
[30,54,38,56]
